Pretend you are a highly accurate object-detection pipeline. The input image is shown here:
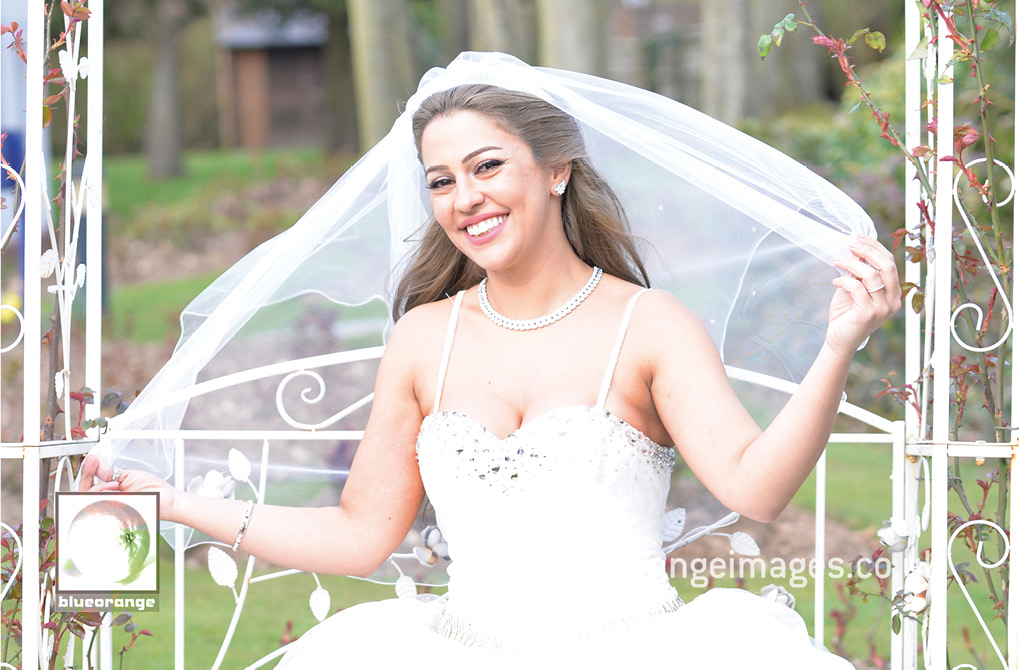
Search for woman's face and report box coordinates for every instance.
[420,110,566,274]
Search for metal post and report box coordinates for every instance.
[814,449,827,646]
[929,12,955,668]
[85,0,103,427]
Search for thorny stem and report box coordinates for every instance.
[952,196,1010,446]
[959,2,1011,599]
[2,593,20,661]
[793,0,1015,638]
[995,455,1009,624]
[950,262,997,408]
[799,5,936,201]
[949,462,977,517]
[964,0,1007,265]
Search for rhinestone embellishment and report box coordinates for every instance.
[478,266,603,331]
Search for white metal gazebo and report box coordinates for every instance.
[1,1,1016,668]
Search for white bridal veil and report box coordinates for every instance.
[98,52,874,582]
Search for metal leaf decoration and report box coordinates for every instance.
[227,448,252,482]
[660,507,687,544]
[395,575,417,600]
[309,587,331,622]
[728,531,760,557]
[207,547,239,588]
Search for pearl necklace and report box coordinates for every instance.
[478,267,603,331]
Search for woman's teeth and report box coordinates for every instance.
[466,215,506,237]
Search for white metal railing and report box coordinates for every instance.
[95,347,897,667]
[896,0,1017,667]
[1,0,105,667]
[15,0,1019,667]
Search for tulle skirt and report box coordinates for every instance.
[274,588,855,669]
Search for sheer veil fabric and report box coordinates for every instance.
[98,52,874,579]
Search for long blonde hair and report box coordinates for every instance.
[392,84,650,320]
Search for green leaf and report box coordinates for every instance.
[778,13,797,32]
[981,28,1000,50]
[911,290,925,314]
[758,33,774,59]
[101,391,122,407]
[848,100,864,115]
[74,611,103,627]
[67,620,86,639]
[892,613,902,634]
[771,28,784,48]
[907,37,929,60]
[985,7,1012,28]
[848,28,869,46]
[865,31,887,52]
[937,73,955,85]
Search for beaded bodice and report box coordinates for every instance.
[413,290,682,647]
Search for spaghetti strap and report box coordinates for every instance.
[596,289,650,409]
[432,291,466,415]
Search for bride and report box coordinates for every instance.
[82,53,897,667]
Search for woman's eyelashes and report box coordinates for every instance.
[474,158,504,174]
[426,158,506,190]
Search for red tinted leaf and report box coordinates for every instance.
[954,124,980,154]
[60,1,91,20]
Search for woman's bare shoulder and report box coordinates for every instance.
[386,297,459,356]
[626,288,719,361]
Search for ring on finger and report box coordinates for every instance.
[112,465,122,482]
[867,283,886,294]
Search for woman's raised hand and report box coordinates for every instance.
[78,452,178,521]
[828,235,901,357]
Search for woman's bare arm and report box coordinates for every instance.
[644,236,899,522]
[80,309,439,577]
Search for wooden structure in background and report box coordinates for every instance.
[214,9,328,149]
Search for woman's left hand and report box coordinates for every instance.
[827,235,901,356]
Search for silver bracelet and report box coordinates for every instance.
[232,500,254,551]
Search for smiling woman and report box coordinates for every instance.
[85,52,896,668]
[396,84,650,323]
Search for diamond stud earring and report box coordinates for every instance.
[552,180,567,196]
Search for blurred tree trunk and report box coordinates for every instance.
[145,0,186,179]
[348,0,418,148]
[700,0,822,124]
[438,0,471,61]
[469,0,536,63]
[536,0,605,74]
[323,6,359,154]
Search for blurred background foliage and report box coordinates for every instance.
[8,2,1015,663]
[4,0,955,422]
[86,0,926,416]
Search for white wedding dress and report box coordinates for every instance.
[275,291,855,669]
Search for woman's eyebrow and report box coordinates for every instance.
[424,146,502,175]
[462,145,501,163]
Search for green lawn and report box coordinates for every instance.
[105,149,327,221]
[96,273,1005,666]
[107,548,398,669]
[107,273,221,343]
[88,146,1004,667]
